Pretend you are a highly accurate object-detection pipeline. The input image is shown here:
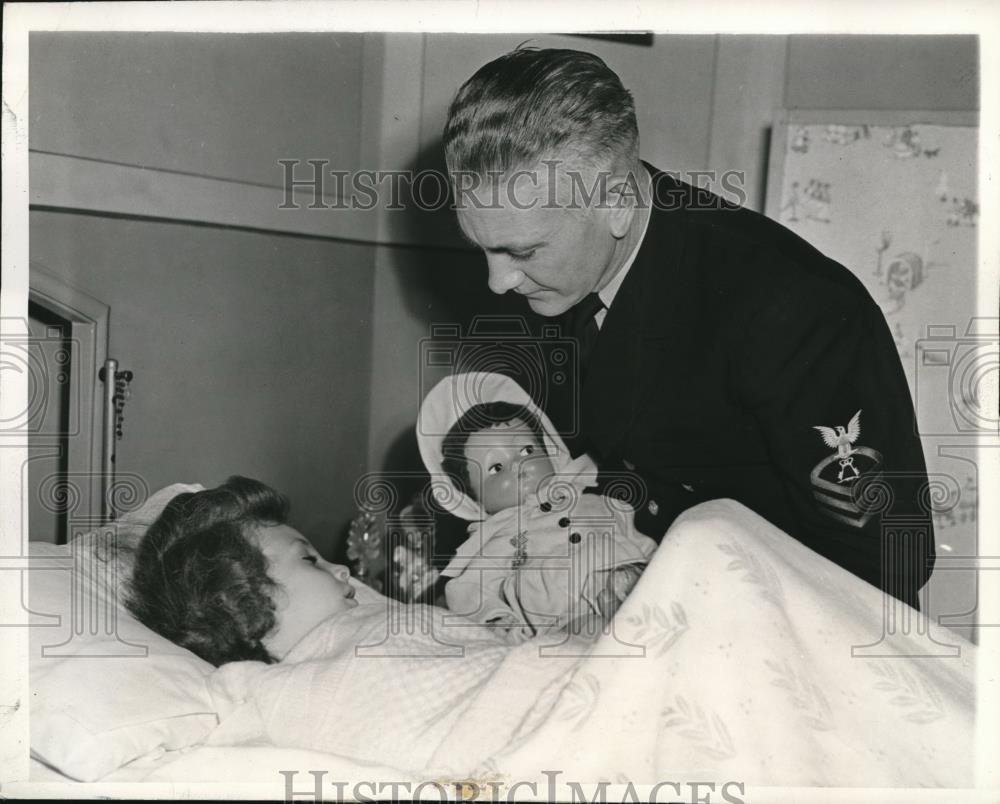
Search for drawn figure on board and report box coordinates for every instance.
[891,321,913,357]
[933,510,955,530]
[933,496,957,530]
[946,197,962,227]
[934,171,950,202]
[957,476,977,524]
[825,124,870,145]
[933,475,977,531]
[780,181,802,222]
[790,126,809,154]
[882,252,926,313]
[874,231,892,280]
[803,179,831,223]
[884,126,923,158]
[945,197,978,228]
[959,198,979,227]
[874,235,942,315]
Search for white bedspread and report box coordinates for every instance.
[206,499,975,788]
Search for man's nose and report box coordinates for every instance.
[486,257,526,295]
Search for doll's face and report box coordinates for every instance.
[463,418,556,515]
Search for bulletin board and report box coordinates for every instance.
[765,110,983,637]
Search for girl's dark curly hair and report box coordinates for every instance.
[440,401,546,500]
[125,476,290,666]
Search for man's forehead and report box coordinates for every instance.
[456,206,554,249]
[456,163,576,201]
[456,167,606,234]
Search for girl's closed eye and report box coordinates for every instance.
[302,554,319,565]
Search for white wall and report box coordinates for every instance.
[30,32,365,189]
[29,32,377,556]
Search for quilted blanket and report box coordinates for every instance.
[206,500,975,787]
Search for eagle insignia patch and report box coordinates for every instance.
[814,410,863,483]
[809,410,885,527]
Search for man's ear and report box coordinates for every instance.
[605,171,642,239]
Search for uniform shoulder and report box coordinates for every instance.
[651,179,876,317]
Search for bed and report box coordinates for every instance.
[24,484,978,796]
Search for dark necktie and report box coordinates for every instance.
[571,292,605,375]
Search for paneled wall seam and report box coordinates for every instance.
[705,34,720,170]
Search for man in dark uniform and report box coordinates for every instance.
[442,47,934,608]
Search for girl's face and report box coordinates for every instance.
[463,418,556,515]
[254,524,357,659]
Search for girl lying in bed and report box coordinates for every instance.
[126,476,363,664]
[125,477,566,770]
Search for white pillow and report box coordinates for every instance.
[71,482,206,592]
[29,484,218,782]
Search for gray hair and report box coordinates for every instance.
[443,47,639,177]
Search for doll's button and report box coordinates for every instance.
[558,517,571,528]
[647,500,660,516]
[539,501,552,513]
[569,532,582,544]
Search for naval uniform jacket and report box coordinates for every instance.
[555,165,935,609]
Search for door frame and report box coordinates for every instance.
[28,261,109,530]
